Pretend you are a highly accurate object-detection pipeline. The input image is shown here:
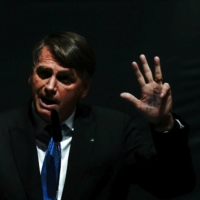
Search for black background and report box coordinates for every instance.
[1,0,200,199]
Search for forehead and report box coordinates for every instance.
[37,46,68,71]
[36,46,81,78]
[35,45,89,82]
[38,46,57,63]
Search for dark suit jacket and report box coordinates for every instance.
[0,103,195,200]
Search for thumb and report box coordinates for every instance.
[120,92,140,107]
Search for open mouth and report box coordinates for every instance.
[41,97,57,105]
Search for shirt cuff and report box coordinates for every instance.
[163,118,184,133]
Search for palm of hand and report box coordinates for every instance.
[121,55,173,127]
[138,82,172,125]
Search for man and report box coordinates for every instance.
[0,31,195,200]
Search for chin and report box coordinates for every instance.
[36,107,52,123]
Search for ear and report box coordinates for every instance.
[28,67,34,85]
[28,77,31,85]
[80,80,91,98]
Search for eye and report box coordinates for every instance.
[36,67,52,79]
[57,74,74,84]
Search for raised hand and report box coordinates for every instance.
[120,55,174,132]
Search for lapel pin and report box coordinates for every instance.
[90,138,94,142]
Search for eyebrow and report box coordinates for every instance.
[57,69,75,77]
[36,65,76,77]
[37,65,52,70]
[37,65,72,72]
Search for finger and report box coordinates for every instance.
[140,54,154,83]
[132,61,146,87]
[154,56,163,84]
[120,92,140,108]
[160,83,171,98]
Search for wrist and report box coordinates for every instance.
[153,114,174,132]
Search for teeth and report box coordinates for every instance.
[41,97,56,105]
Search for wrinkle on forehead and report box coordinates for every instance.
[36,46,65,70]
[36,45,82,79]
[38,46,56,62]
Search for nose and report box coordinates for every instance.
[44,76,57,95]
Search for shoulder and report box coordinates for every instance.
[0,106,30,127]
[0,108,22,121]
[92,105,129,119]
[77,103,132,127]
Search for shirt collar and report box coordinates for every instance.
[60,109,75,131]
[31,103,75,134]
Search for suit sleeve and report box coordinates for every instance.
[123,113,195,199]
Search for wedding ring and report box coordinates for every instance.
[155,78,163,83]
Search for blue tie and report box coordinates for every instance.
[41,133,62,199]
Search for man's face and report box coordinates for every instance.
[29,46,90,123]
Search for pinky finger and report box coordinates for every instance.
[160,83,171,98]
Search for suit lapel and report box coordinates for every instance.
[61,104,96,200]
[9,107,43,200]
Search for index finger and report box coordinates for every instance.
[154,56,163,84]
[132,61,146,87]
[140,54,154,83]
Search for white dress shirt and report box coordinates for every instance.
[32,106,75,200]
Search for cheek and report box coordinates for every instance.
[59,86,84,102]
[30,76,44,90]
